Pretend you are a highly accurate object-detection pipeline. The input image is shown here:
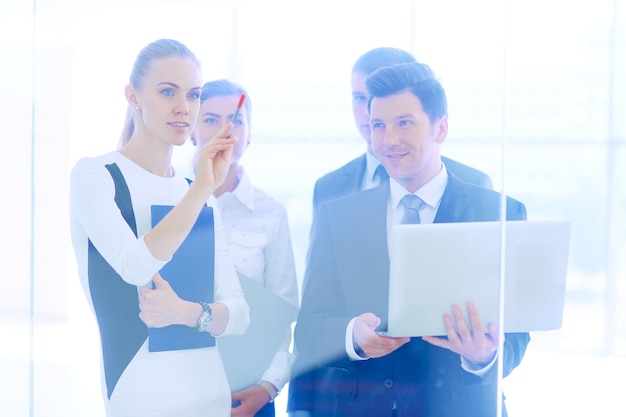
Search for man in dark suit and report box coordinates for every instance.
[312,47,492,218]
[288,48,495,417]
[292,62,529,417]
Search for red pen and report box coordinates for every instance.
[227,94,246,138]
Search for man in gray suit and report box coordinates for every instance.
[293,62,529,417]
[288,48,494,417]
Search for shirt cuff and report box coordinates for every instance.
[461,350,498,377]
[345,318,369,361]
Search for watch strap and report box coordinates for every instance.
[258,380,278,402]
[196,301,213,332]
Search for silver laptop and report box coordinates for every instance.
[386,220,570,337]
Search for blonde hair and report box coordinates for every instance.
[118,39,200,149]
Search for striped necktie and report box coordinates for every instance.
[400,194,424,224]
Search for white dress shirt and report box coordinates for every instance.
[217,166,299,391]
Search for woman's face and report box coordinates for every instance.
[130,56,202,147]
[195,94,250,164]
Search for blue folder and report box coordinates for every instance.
[149,205,216,352]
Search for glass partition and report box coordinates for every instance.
[1,1,35,415]
[2,0,625,415]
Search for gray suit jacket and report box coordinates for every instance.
[293,173,529,417]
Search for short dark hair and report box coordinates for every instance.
[366,62,448,122]
[200,79,251,125]
[352,47,416,75]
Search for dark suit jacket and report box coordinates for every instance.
[293,173,530,417]
[311,154,493,219]
[288,154,495,413]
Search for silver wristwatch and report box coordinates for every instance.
[196,301,213,332]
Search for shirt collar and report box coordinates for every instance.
[365,151,382,183]
[229,166,255,212]
[389,162,448,210]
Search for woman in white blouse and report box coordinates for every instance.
[193,79,299,417]
[70,40,249,417]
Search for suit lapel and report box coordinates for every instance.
[434,172,472,223]
[364,184,390,262]
[360,185,392,325]
[338,154,367,196]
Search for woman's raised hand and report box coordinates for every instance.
[194,122,237,191]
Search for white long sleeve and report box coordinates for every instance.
[70,151,249,416]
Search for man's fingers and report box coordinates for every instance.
[487,322,499,342]
[359,312,381,329]
[466,300,485,335]
[449,306,471,340]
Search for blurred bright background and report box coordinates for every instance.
[1,0,624,415]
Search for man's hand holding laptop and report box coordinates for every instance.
[353,301,498,368]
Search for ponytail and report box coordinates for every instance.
[117,104,135,150]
